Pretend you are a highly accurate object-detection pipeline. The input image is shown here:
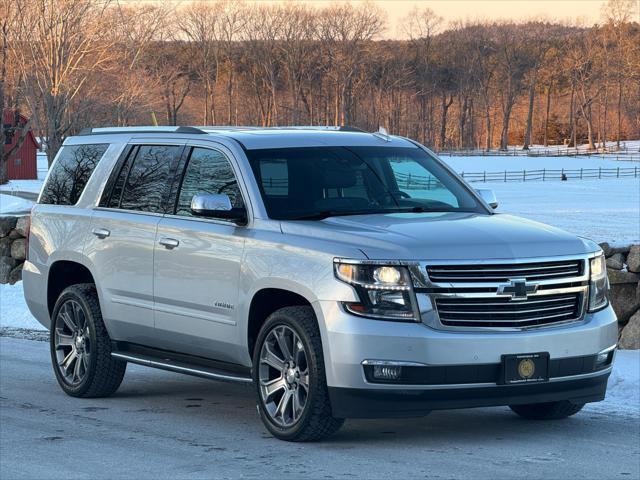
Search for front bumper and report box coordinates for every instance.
[314,301,617,416]
[329,371,610,418]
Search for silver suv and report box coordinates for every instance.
[23,126,617,441]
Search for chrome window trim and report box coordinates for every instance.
[93,206,165,218]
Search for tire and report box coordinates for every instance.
[50,283,126,398]
[252,306,344,442]
[509,401,585,420]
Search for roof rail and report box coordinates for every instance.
[77,126,207,136]
[338,126,366,132]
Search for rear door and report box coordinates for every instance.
[152,146,248,362]
[85,143,184,344]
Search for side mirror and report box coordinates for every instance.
[190,193,247,224]
[476,189,498,209]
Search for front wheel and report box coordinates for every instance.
[253,306,344,441]
[509,401,585,420]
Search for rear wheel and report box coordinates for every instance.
[253,306,344,441]
[509,401,585,420]
[50,284,126,397]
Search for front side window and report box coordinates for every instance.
[103,145,182,213]
[40,143,109,205]
[175,147,244,217]
[246,146,485,220]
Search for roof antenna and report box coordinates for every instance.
[372,126,391,142]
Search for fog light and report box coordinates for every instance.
[596,351,611,367]
[373,365,402,380]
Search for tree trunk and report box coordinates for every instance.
[543,82,552,147]
[499,101,514,151]
[569,81,576,148]
[584,103,595,150]
[522,72,537,150]
[616,79,623,149]
[0,158,7,185]
[439,94,453,150]
[484,102,492,150]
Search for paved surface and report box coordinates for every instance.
[1,336,638,480]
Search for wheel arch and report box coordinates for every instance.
[246,287,317,359]
[47,260,96,317]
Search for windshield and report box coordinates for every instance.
[246,146,487,220]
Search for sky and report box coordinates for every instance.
[120,1,637,38]
[247,0,612,37]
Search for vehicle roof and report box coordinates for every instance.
[73,126,417,150]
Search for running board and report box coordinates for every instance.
[111,349,252,384]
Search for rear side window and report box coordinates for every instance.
[103,145,182,213]
[40,144,109,205]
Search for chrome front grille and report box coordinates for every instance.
[435,293,582,328]
[426,260,583,283]
[421,257,589,331]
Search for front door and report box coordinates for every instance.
[152,146,247,362]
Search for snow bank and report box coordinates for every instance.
[0,282,44,330]
[0,194,34,214]
[487,178,639,245]
[0,179,44,194]
[586,350,640,417]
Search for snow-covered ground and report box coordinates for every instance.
[0,193,34,214]
[442,154,639,172]
[0,179,44,194]
[0,283,43,330]
[588,349,640,417]
[488,178,639,245]
[434,155,639,245]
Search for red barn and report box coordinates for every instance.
[3,109,39,180]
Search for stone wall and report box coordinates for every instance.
[0,215,28,285]
[0,215,638,348]
[600,243,640,349]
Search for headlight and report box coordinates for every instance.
[334,261,418,321]
[588,254,609,312]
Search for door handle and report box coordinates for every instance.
[159,237,179,249]
[92,228,110,239]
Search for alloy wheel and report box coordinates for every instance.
[53,300,91,385]
[258,325,310,428]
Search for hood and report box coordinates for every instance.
[280,212,598,261]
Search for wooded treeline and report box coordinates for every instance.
[1,0,639,172]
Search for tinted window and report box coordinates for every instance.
[102,147,136,209]
[118,145,182,213]
[246,146,484,220]
[176,147,244,216]
[40,144,109,205]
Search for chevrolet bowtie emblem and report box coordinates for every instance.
[497,279,538,301]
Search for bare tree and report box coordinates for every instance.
[15,0,116,164]
[0,0,33,184]
[404,7,443,144]
[317,2,385,126]
[493,24,535,150]
[179,1,224,124]
[109,3,169,126]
